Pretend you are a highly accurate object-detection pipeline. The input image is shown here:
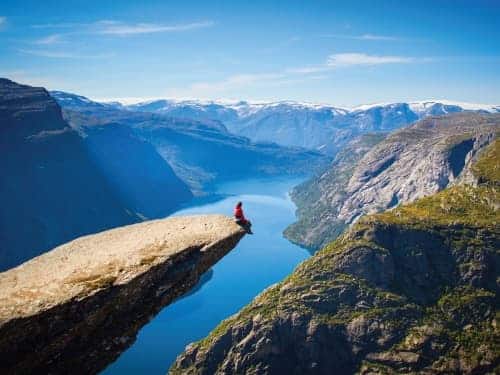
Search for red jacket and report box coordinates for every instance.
[234,206,247,223]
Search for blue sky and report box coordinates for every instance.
[0,0,499,106]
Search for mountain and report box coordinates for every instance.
[50,90,123,112]
[0,79,140,271]
[120,98,499,154]
[284,133,387,250]
[285,113,500,250]
[171,135,499,375]
[127,99,239,126]
[77,122,193,219]
[52,92,330,195]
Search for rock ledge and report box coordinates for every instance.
[0,214,245,374]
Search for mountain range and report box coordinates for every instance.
[0,79,325,271]
[112,97,499,154]
[51,91,327,195]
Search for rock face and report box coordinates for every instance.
[0,215,245,375]
[77,122,193,219]
[286,113,500,250]
[170,139,499,375]
[0,78,140,271]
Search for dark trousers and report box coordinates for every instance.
[236,219,252,233]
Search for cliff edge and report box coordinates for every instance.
[0,214,245,374]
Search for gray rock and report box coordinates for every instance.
[286,113,500,250]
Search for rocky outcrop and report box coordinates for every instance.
[171,139,499,374]
[0,215,245,375]
[286,113,500,250]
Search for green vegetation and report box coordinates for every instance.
[172,136,499,374]
[366,184,499,228]
[472,138,500,184]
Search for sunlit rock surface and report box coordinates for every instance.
[0,215,245,375]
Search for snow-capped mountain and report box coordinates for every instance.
[54,91,499,154]
[117,98,498,153]
[354,100,499,114]
[123,99,350,150]
[51,91,123,111]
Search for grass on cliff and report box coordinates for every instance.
[366,184,499,228]
[472,137,500,184]
[390,286,498,370]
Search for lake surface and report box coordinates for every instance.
[102,176,310,374]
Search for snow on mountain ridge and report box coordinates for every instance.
[102,97,498,115]
[353,100,499,113]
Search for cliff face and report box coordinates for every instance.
[78,122,193,218]
[285,113,500,250]
[0,215,245,375]
[284,133,387,251]
[0,79,139,270]
[171,140,499,375]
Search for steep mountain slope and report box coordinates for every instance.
[284,133,387,250]
[171,137,499,375]
[122,98,499,153]
[286,113,500,250]
[0,79,138,271]
[79,123,193,218]
[53,92,329,195]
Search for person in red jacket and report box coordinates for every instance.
[234,201,253,234]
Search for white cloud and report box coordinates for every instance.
[190,72,286,93]
[288,53,420,74]
[97,20,215,36]
[321,33,402,41]
[327,53,415,67]
[18,49,114,59]
[286,66,329,74]
[34,34,63,45]
[31,22,86,29]
[356,34,399,41]
[30,19,215,38]
[177,52,424,96]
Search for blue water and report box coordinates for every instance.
[102,177,310,374]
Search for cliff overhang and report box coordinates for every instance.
[0,214,245,374]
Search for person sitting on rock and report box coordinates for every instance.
[234,201,253,234]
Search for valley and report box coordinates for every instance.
[171,137,500,375]
[103,177,310,374]
[1,3,499,374]
[1,78,498,375]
